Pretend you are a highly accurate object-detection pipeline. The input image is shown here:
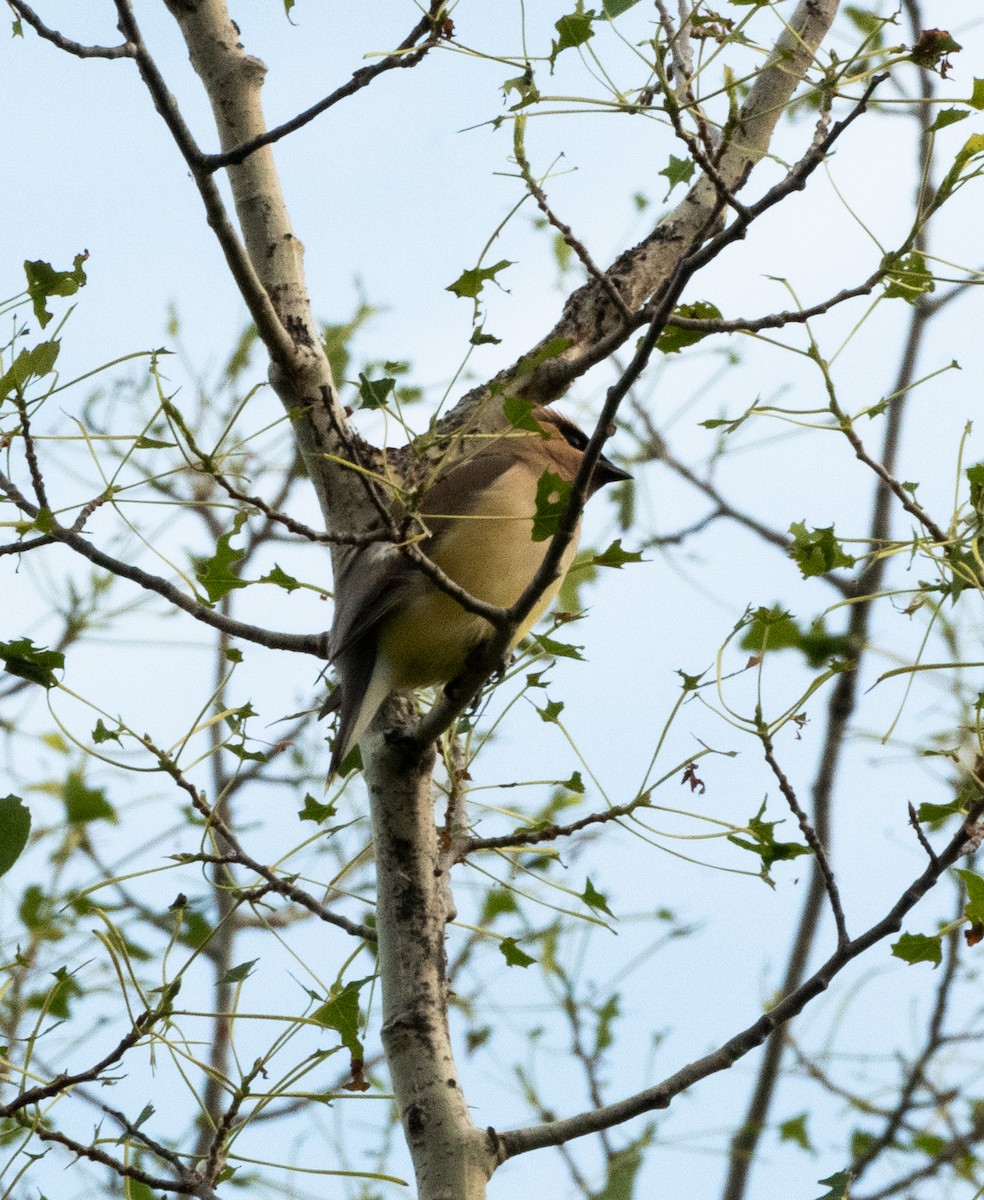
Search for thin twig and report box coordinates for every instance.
[200,2,450,171]
[759,725,849,946]
[7,1,135,58]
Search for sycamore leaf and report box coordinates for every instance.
[789,522,856,578]
[357,372,395,409]
[499,937,536,968]
[658,154,695,198]
[24,253,88,329]
[891,931,942,966]
[194,512,249,602]
[311,976,373,1059]
[590,539,644,568]
[299,794,336,824]
[954,868,984,925]
[0,796,31,878]
[0,340,60,400]
[550,4,596,69]
[446,260,512,300]
[532,471,572,541]
[814,1171,853,1200]
[64,771,116,824]
[658,301,723,354]
[221,959,258,985]
[581,877,613,917]
[0,638,64,689]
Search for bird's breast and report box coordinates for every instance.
[377,465,580,689]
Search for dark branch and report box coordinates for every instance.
[8,1,135,58]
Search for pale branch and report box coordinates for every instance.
[759,726,848,946]
[495,798,984,1160]
[0,468,326,656]
[461,795,654,858]
[460,0,844,412]
[415,228,715,750]
[113,1,298,370]
[200,1,450,171]
[527,71,887,404]
[147,747,374,941]
[7,0,135,58]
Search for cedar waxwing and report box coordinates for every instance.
[322,407,630,775]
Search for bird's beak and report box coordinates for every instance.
[595,452,632,486]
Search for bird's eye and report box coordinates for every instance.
[557,421,589,452]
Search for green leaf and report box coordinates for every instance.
[299,794,336,824]
[740,605,853,668]
[930,107,970,132]
[657,301,722,354]
[0,638,64,689]
[602,0,640,15]
[64,771,116,824]
[658,154,695,198]
[481,887,520,924]
[550,4,596,68]
[503,72,541,111]
[727,800,811,883]
[916,798,965,827]
[92,719,124,746]
[503,395,546,434]
[533,632,585,661]
[311,977,373,1059]
[193,511,248,602]
[532,470,572,541]
[581,877,613,917]
[891,931,942,966]
[590,539,644,568]
[970,78,984,110]
[221,959,258,985]
[0,340,61,400]
[788,522,856,578]
[225,647,243,664]
[537,698,565,724]
[470,325,502,345]
[882,251,936,302]
[499,937,536,968]
[0,796,31,878]
[445,259,513,300]
[357,372,396,409]
[814,1171,853,1200]
[779,1112,814,1152]
[259,564,301,593]
[24,254,87,329]
[562,770,586,793]
[954,868,984,925]
[968,461,984,513]
[132,435,176,450]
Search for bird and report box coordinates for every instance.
[322,406,630,776]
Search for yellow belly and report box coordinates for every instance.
[377,466,578,688]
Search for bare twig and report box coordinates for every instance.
[0,468,327,656]
[759,725,849,946]
[8,1,135,58]
[495,797,984,1160]
[201,2,450,171]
